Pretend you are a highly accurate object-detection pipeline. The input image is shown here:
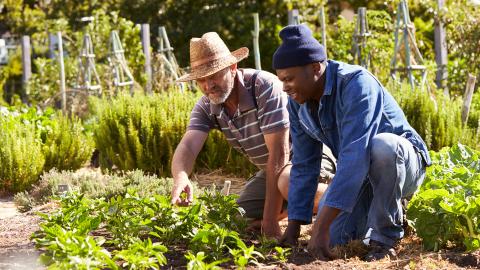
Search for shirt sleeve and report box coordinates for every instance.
[186,97,215,132]
[255,74,290,134]
[324,71,383,213]
[287,98,322,224]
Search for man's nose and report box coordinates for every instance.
[206,80,216,91]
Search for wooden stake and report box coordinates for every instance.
[21,35,31,96]
[57,32,67,113]
[434,0,448,96]
[462,74,477,124]
[252,13,261,70]
[319,6,327,57]
[141,24,152,94]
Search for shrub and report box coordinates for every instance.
[408,144,480,251]
[92,91,255,177]
[0,117,45,192]
[0,107,94,193]
[388,81,479,151]
[42,113,94,172]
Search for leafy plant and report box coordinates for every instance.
[408,144,480,251]
[185,252,226,270]
[114,238,167,270]
[0,115,45,192]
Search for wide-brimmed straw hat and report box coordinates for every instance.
[177,32,249,82]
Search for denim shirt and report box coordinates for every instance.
[287,60,431,223]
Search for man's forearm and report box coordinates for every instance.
[171,143,196,181]
[262,156,287,222]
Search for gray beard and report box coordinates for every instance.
[209,86,233,105]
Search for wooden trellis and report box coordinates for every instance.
[108,30,134,96]
[352,7,371,69]
[74,33,102,96]
[152,26,184,92]
[390,0,427,90]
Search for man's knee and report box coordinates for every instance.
[370,133,399,166]
[277,164,291,200]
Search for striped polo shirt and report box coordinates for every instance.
[187,68,289,170]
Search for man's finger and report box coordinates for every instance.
[171,185,183,204]
[186,184,194,203]
[324,246,336,260]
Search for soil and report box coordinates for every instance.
[0,171,479,270]
[0,197,43,270]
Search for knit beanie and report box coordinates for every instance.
[272,24,326,70]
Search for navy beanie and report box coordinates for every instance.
[272,24,326,70]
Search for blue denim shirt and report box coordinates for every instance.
[288,60,431,223]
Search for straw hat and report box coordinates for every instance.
[177,32,249,82]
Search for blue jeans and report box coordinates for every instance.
[317,133,427,247]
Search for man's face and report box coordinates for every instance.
[196,65,236,104]
[276,64,318,104]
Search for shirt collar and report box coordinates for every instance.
[323,60,336,96]
[209,69,255,116]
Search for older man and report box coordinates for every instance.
[273,25,431,260]
[170,32,336,239]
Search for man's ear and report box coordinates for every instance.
[230,63,238,75]
[311,62,322,74]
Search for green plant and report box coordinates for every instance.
[42,113,94,172]
[185,252,226,270]
[92,91,255,177]
[229,244,264,269]
[114,238,167,269]
[388,81,479,151]
[13,191,35,212]
[272,246,291,263]
[0,116,45,192]
[198,191,247,232]
[408,144,480,251]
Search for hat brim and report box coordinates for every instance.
[176,47,249,82]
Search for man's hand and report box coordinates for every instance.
[261,220,282,239]
[307,206,341,260]
[171,178,193,206]
[279,220,302,247]
[307,222,335,260]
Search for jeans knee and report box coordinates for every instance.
[370,133,398,166]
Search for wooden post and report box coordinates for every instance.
[319,6,327,57]
[141,24,152,94]
[57,32,67,113]
[21,35,31,96]
[434,0,448,96]
[48,32,56,59]
[252,13,261,70]
[288,9,299,25]
[462,74,477,124]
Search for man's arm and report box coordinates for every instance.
[262,127,290,239]
[171,130,208,205]
[280,99,322,246]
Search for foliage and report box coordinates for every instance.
[14,169,201,212]
[442,0,480,95]
[32,189,270,268]
[0,107,93,193]
[114,238,167,270]
[408,144,480,251]
[92,91,256,177]
[42,113,94,172]
[388,81,479,151]
[0,114,45,192]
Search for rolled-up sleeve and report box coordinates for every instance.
[324,71,383,213]
[287,99,322,224]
